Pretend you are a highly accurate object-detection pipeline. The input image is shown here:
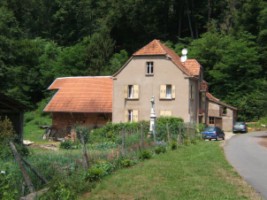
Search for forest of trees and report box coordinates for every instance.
[0,0,266,121]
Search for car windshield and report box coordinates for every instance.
[235,122,245,125]
[204,127,215,131]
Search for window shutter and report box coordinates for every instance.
[160,85,166,99]
[133,85,139,99]
[124,86,128,98]
[160,110,172,116]
[165,110,172,116]
[172,85,175,99]
[133,110,138,122]
[125,110,128,122]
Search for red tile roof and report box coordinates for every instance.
[133,39,200,76]
[44,77,113,113]
[184,59,201,76]
[206,92,237,110]
[206,92,220,102]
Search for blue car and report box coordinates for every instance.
[202,126,225,141]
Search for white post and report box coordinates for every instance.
[149,96,156,140]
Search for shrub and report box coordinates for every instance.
[156,117,184,141]
[184,139,191,146]
[85,161,114,182]
[39,180,77,200]
[170,141,177,150]
[76,125,90,144]
[120,158,135,168]
[0,117,15,143]
[85,166,105,182]
[139,150,152,160]
[154,145,167,154]
[60,140,73,150]
[0,171,19,200]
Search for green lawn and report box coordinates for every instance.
[23,113,52,143]
[80,142,261,200]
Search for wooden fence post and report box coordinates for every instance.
[9,142,35,193]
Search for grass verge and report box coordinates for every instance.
[80,142,262,200]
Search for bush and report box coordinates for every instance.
[0,171,19,200]
[120,158,135,168]
[60,140,74,150]
[156,117,184,141]
[85,166,105,182]
[139,150,152,160]
[154,145,167,154]
[90,121,150,144]
[85,161,114,182]
[170,141,177,150]
[0,117,16,143]
[39,180,77,200]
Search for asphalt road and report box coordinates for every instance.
[224,131,267,199]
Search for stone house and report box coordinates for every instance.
[44,39,236,133]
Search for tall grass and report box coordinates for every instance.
[83,142,261,200]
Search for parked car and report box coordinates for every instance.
[202,126,225,140]
[233,122,247,133]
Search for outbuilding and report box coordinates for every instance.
[43,76,113,137]
[0,93,27,142]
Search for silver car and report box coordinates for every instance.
[233,122,247,133]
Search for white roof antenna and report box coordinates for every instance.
[181,48,188,63]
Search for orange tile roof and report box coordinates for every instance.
[206,92,237,110]
[44,76,113,113]
[133,39,167,56]
[206,92,220,102]
[133,39,196,76]
[184,59,201,76]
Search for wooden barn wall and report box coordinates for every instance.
[51,112,112,135]
[0,112,23,141]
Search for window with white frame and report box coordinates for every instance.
[146,62,154,75]
[160,84,175,99]
[124,85,139,99]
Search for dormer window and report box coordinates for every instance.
[146,62,154,75]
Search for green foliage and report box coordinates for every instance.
[91,121,149,144]
[76,125,90,145]
[0,171,19,200]
[0,162,21,199]
[154,145,167,154]
[39,180,77,200]
[90,141,117,151]
[156,117,184,141]
[138,150,152,160]
[109,49,129,74]
[170,141,177,150]
[0,116,16,143]
[60,140,74,150]
[85,161,114,182]
[119,158,135,168]
[189,31,265,120]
